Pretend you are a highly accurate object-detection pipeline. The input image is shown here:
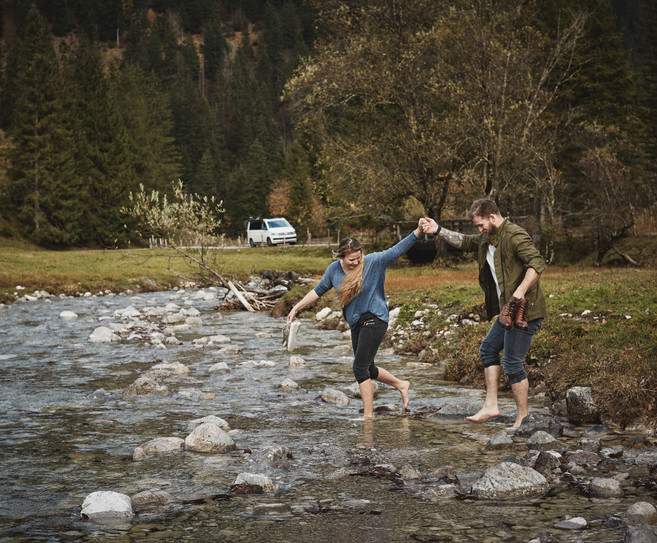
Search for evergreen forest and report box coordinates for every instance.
[0,0,654,259]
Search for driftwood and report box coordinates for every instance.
[595,221,639,267]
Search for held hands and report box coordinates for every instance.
[415,217,429,236]
[422,217,440,235]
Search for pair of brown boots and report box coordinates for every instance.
[499,296,529,331]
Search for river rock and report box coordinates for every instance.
[144,361,190,382]
[133,437,185,459]
[624,526,657,543]
[590,476,623,498]
[81,491,133,520]
[279,378,301,392]
[624,502,657,526]
[208,334,231,344]
[289,355,306,367]
[187,415,230,432]
[247,446,293,469]
[566,386,601,424]
[346,381,379,398]
[121,377,172,398]
[218,345,242,354]
[89,326,119,343]
[60,310,78,319]
[514,411,563,437]
[185,422,235,453]
[232,473,275,492]
[554,516,587,530]
[253,503,292,516]
[316,307,332,321]
[114,305,141,319]
[526,431,567,453]
[209,362,230,373]
[485,432,514,451]
[533,451,564,475]
[185,316,203,327]
[429,399,484,420]
[472,462,548,500]
[321,388,350,406]
[400,464,422,481]
[579,437,601,452]
[130,489,175,507]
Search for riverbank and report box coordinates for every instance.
[2,238,656,430]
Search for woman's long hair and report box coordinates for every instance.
[335,236,364,307]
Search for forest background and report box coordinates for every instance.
[0,0,655,264]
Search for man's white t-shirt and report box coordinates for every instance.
[487,243,502,300]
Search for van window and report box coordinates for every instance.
[266,219,290,228]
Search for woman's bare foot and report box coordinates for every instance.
[399,380,411,410]
[465,406,500,423]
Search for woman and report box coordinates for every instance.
[287,219,426,419]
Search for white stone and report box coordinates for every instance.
[81,491,133,520]
[186,415,230,433]
[60,310,78,319]
[185,422,235,453]
[316,307,332,321]
[279,378,300,392]
[209,362,230,373]
[472,462,548,500]
[89,326,118,343]
[289,355,306,367]
[208,335,231,344]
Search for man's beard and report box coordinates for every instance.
[485,224,498,239]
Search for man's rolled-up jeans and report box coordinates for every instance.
[479,317,543,384]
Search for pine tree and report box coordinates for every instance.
[5,6,82,246]
[71,39,135,246]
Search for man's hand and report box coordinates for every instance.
[423,218,440,235]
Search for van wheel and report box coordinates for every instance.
[266,237,273,246]
[249,238,255,247]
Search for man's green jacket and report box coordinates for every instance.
[461,220,547,322]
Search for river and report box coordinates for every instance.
[0,289,653,542]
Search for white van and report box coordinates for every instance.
[245,217,297,246]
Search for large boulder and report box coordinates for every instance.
[81,491,133,520]
[185,422,235,453]
[624,502,657,526]
[566,386,601,425]
[472,462,548,500]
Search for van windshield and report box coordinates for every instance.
[266,219,291,228]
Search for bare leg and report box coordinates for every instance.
[359,379,375,419]
[466,365,501,423]
[511,378,529,429]
[375,368,411,410]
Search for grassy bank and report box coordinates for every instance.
[1,238,656,428]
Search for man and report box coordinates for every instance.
[424,199,547,428]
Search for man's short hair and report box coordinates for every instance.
[467,198,500,219]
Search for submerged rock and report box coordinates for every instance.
[133,437,185,460]
[232,473,275,493]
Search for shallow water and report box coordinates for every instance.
[0,290,652,542]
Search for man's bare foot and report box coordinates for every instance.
[399,380,411,410]
[465,406,500,423]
